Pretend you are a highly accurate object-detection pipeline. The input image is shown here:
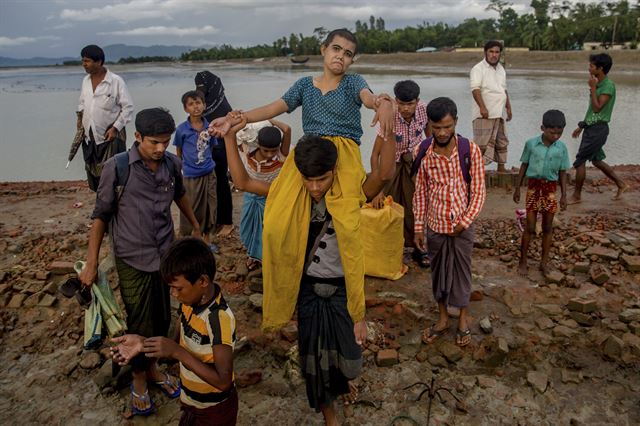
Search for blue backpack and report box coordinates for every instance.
[410,135,472,199]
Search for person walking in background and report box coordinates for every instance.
[77,44,133,191]
[569,53,628,203]
[470,40,512,172]
[195,71,235,237]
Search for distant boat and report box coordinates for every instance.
[416,47,437,53]
[290,56,309,64]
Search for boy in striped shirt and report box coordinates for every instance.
[111,237,237,425]
[413,97,486,347]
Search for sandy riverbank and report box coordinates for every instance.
[0,167,639,424]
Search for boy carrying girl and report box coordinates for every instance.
[513,110,570,277]
[174,90,219,246]
[112,237,238,425]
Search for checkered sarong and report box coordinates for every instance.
[472,118,509,165]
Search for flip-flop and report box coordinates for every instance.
[130,383,155,416]
[456,329,472,347]
[154,372,181,399]
[412,250,430,268]
[421,324,448,344]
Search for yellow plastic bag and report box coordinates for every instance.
[360,196,407,280]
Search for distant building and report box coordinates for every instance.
[583,42,633,50]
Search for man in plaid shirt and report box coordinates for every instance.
[413,97,486,347]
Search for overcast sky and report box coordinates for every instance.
[1,0,601,58]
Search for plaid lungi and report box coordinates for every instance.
[472,118,509,165]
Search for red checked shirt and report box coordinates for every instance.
[413,136,486,235]
[377,101,428,162]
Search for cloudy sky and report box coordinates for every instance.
[1,0,597,58]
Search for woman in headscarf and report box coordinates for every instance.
[195,71,234,236]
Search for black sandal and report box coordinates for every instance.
[412,249,430,268]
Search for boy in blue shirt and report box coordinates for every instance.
[174,91,218,245]
[513,110,570,277]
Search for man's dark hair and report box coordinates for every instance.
[257,126,282,148]
[293,136,337,177]
[484,40,503,52]
[394,80,420,102]
[323,28,358,54]
[80,45,105,65]
[160,237,216,285]
[542,109,566,129]
[181,90,205,107]
[589,53,613,74]
[426,97,458,123]
[135,108,176,138]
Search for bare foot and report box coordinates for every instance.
[517,261,528,277]
[216,224,234,237]
[613,183,629,200]
[567,194,582,205]
[540,262,550,276]
[497,164,507,173]
[341,381,358,405]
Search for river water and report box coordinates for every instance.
[1,62,638,182]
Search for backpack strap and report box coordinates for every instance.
[456,134,472,201]
[113,151,130,202]
[410,136,433,177]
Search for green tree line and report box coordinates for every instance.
[179,0,638,61]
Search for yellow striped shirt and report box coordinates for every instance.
[179,285,236,409]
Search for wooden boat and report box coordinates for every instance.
[290,56,309,64]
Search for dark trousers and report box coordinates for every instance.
[212,146,233,225]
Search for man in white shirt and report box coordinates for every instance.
[77,45,134,191]
[470,40,512,173]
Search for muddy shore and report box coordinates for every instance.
[0,166,639,425]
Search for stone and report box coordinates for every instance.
[567,298,597,314]
[280,323,298,343]
[536,304,563,316]
[570,311,595,327]
[7,293,27,308]
[476,375,497,388]
[559,319,579,329]
[629,322,640,335]
[415,350,428,363]
[23,292,43,307]
[92,359,115,390]
[248,277,263,293]
[535,317,555,330]
[35,271,50,281]
[553,325,578,339]
[470,290,484,301]
[376,349,399,367]
[479,317,493,334]
[561,369,582,384]
[0,271,6,283]
[37,294,57,307]
[602,335,624,359]
[0,293,10,307]
[428,355,448,368]
[439,342,463,363]
[620,255,640,272]
[500,254,513,263]
[545,270,565,284]
[590,265,610,285]
[42,281,58,295]
[585,245,619,261]
[79,352,102,369]
[622,333,640,356]
[48,261,76,274]
[236,369,263,387]
[527,371,548,394]
[619,309,640,324]
[482,337,509,368]
[606,232,629,247]
[235,262,249,279]
[621,245,638,255]
[572,262,590,274]
[249,294,263,311]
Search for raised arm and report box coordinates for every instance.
[361,89,395,139]
[221,117,270,197]
[243,99,289,124]
[362,131,395,200]
[269,118,292,156]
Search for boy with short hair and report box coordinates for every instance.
[174,90,218,244]
[371,79,430,267]
[569,53,627,203]
[513,110,571,277]
[238,120,291,270]
[112,237,237,425]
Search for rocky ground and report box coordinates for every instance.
[0,167,639,425]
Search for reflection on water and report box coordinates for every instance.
[1,63,638,182]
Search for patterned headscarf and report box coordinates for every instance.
[194,71,229,120]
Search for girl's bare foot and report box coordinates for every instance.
[613,183,629,200]
[216,224,234,237]
[567,194,582,205]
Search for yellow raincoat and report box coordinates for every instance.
[261,136,366,331]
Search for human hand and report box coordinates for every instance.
[371,98,395,141]
[353,320,367,346]
[447,223,466,237]
[104,127,117,142]
[142,336,180,359]
[513,187,520,204]
[588,75,598,90]
[414,232,427,252]
[572,127,582,139]
[110,334,145,365]
[190,227,203,240]
[480,106,489,119]
[560,195,567,211]
[228,114,248,135]
[79,261,97,287]
[208,117,232,138]
[506,106,512,122]
[371,192,385,209]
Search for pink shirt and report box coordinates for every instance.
[377,101,428,162]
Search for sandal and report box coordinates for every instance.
[130,383,155,416]
[154,372,181,399]
[456,329,472,347]
[421,324,448,344]
[412,249,430,268]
